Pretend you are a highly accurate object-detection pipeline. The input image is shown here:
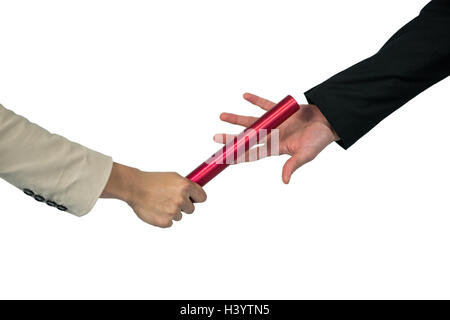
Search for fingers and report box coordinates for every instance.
[152,210,182,228]
[180,198,195,214]
[160,207,181,227]
[217,93,275,129]
[137,211,174,228]
[282,151,316,184]
[163,180,204,225]
[155,179,206,227]
[154,210,181,227]
[243,93,276,111]
[163,193,195,226]
[173,212,183,221]
[185,179,207,203]
[158,220,173,228]
[130,171,209,229]
[220,113,258,127]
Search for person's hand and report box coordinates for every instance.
[214,93,339,184]
[101,163,207,227]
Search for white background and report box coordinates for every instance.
[0,0,447,299]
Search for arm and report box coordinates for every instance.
[0,104,113,215]
[305,0,450,149]
[215,0,450,182]
[0,104,206,227]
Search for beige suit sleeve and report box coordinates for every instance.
[0,104,113,216]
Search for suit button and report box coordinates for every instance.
[23,189,35,197]
[56,205,67,211]
[46,200,57,207]
[34,195,45,202]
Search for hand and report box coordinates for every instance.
[101,163,207,228]
[214,93,339,184]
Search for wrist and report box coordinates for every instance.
[330,126,340,142]
[101,162,139,203]
[312,104,340,142]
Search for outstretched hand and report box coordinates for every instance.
[214,93,339,184]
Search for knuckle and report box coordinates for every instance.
[194,191,207,203]
[160,220,173,228]
[174,197,185,207]
[168,204,180,214]
[185,205,194,214]
[169,172,182,179]
[180,180,191,190]
[172,211,181,219]
[179,196,187,205]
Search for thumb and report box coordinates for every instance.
[282,152,314,184]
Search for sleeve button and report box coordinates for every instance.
[56,205,67,211]
[46,200,57,207]
[34,195,45,202]
[23,189,35,197]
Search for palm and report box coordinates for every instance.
[214,93,338,183]
[278,105,336,156]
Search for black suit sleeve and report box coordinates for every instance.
[304,0,450,149]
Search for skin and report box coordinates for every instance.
[101,163,207,228]
[100,92,335,227]
[214,93,340,184]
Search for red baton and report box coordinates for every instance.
[186,95,300,187]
